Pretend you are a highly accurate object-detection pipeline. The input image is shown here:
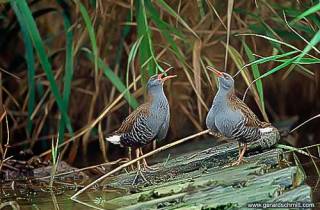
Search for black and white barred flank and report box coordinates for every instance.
[231,119,273,143]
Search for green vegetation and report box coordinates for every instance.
[0,0,319,181]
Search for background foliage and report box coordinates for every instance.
[0,0,319,165]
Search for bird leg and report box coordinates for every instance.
[128,147,134,171]
[152,140,157,151]
[132,148,148,185]
[140,148,158,171]
[231,143,247,166]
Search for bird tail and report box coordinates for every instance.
[106,135,121,145]
[259,126,273,133]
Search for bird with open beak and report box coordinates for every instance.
[206,66,273,165]
[106,67,176,182]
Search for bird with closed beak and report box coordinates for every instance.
[206,66,273,165]
[106,67,176,182]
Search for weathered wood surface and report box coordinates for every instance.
[106,127,280,187]
[99,129,312,209]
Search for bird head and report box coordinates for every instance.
[147,67,177,91]
[207,66,234,91]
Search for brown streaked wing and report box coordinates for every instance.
[115,103,151,134]
[229,93,270,128]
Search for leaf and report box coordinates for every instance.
[113,13,132,69]
[277,144,318,159]
[290,3,320,24]
[145,0,185,62]
[224,0,234,70]
[306,148,320,177]
[126,36,143,92]
[11,0,73,133]
[197,0,205,18]
[242,41,266,117]
[57,0,74,144]
[241,50,299,70]
[77,0,98,74]
[295,30,320,63]
[277,57,320,65]
[83,49,139,109]
[156,0,199,39]
[256,56,297,80]
[135,0,156,84]
[237,33,300,51]
[17,6,35,136]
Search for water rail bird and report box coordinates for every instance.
[206,66,273,165]
[106,67,176,182]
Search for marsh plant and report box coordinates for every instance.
[0,0,319,174]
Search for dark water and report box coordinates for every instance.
[0,188,124,209]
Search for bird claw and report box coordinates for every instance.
[231,158,247,166]
[131,170,149,185]
[231,160,241,166]
[141,156,158,172]
[142,164,159,172]
[142,156,173,172]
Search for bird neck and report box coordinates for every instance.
[147,86,168,108]
[213,87,234,106]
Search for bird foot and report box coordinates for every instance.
[142,163,159,172]
[132,169,149,185]
[231,160,242,166]
[231,158,247,166]
[141,157,158,172]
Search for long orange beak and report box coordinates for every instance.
[162,75,177,82]
[158,67,177,82]
[206,66,223,77]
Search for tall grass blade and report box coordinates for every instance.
[290,114,320,133]
[193,40,202,122]
[226,44,265,115]
[206,0,226,29]
[295,30,320,63]
[237,34,300,51]
[197,0,205,18]
[156,0,199,39]
[127,36,143,89]
[135,0,156,84]
[284,12,320,54]
[239,50,299,72]
[243,56,297,101]
[292,152,306,178]
[57,0,74,145]
[277,144,318,159]
[77,0,98,74]
[113,13,132,69]
[83,49,139,109]
[50,137,60,188]
[145,0,185,62]
[256,56,297,80]
[11,0,73,133]
[242,41,266,119]
[98,122,108,162]
[306,148,320,177]
[290,3,320,25]
[224,0,234,71]
[16,5,35,136]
